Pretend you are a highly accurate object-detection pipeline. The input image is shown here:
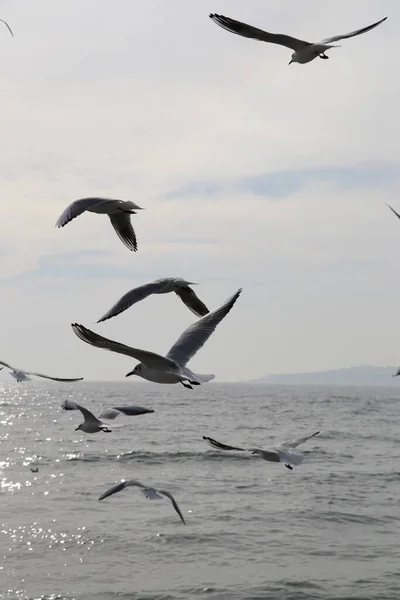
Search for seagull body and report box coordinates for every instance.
[61,399,154,419]
[97,277,209,323]
[0,19,13,36]
[209,14,387,64]
[65,402,122,433]
[72,288,242,389]
[55,197,144,251]
[203,431,320,470]
[0,360,83,383]
[99,479,186,524]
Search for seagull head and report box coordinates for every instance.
[75,424,82,431]
[125,363,142,378]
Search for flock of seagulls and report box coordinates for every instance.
[0,10,392,524]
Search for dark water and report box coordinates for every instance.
[1,381,399,600]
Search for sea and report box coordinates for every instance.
[1,381,399,600]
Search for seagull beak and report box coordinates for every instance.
[75,426,80,431]
[288,59,293,65]
[125,370,135,377]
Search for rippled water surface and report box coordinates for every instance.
[1,381,400,600]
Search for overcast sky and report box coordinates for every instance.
[0,0,399,382]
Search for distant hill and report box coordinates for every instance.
[252,365,399,386]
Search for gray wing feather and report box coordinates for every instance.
[0,19,13,36]
[202,436,245,451]
[99,405,154,419]
[321,17,387,44]
[55,198,110,227]
[386,203,400,220]
[280,431,320,450]
[108,213,138,251]
[99,479,145,500]
[97,281,166,323]
[0,360,15,370]
[72,402,99,423]
[175,286,209,317]
[158,490,186,525]
[166,289,242,367]
[28,372,84,382]
[209,14,308,50]
[71,323,178,370]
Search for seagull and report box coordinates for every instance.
[55,197,144,252]
[0,360,84,383]
[99,479,186,524]
[30,467,39,473]
[71,288,242,389]
[64,402,123,433]
[209,13,387,65]
[0,19,13,36]
[61,399,154,419]
[203,431,320,470]
[97,278,210,323]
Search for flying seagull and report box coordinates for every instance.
[55,197,144,252]
[71,288,242,389]
[61,399,154,419]
[203,431,320,470]
[209,14,387,65]
[1,19,13,36]
[64,402,124,433]
[99,479,186,524]
[0,360,83,383]
[97,277,209,323]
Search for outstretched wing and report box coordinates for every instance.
[28,372,84,382]
[98,479,145,501]
[321,17,387,44]
[175,286,209,317]
[386,203,400,221]
[279,431,320,450]
[99,405,154,419]
[0,19,13,36]
[55,198,110,227]
[71,323,178,370]
[108,213,138,251]
[61,399,79,410]
[202,436,245,451]
[72,402,99,423]
[209,14,308,50]
[0,360,15,370]
[166,288,242,367]
[158,490,186,525]
[97,281,167,322]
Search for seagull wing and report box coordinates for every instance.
[27,372,84,382]
[166,288,242,367]
[0,19,13,36]
[55,198,111,227]
[71,323,178,370]
[386,203,400,220]
[72,403,99,423]
[320,17,387,44]
[98,479,145,501]
[97,281,167,323]
[392,367,400,377]
[202,436,245,451]
[99,405,154,419]
[108,213,138,251]
[175,286,210,317]
[0,360,15,370]
[158,490,186,525]
[209,14,308,51]
[279,430,320,450]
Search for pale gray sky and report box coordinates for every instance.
[0,0,399,382]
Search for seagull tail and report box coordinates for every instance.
[190,372,215,384]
